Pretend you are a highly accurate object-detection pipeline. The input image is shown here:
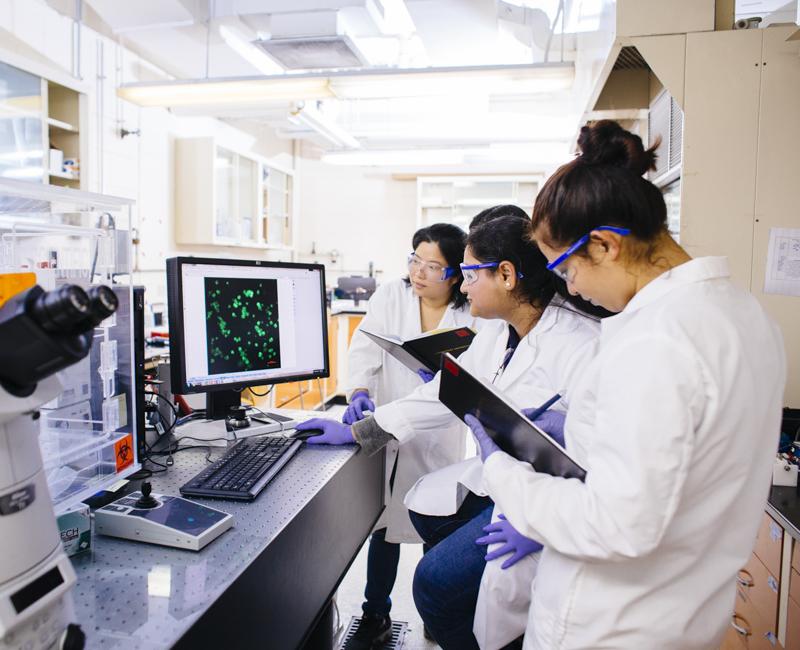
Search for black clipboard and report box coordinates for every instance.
[438,353,586,481]
[361,327,475,374]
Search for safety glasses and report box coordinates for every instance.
[407,253,456,283]
[460,261,524,285]
[546,226,631,281]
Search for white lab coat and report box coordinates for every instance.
[345,278,481,543]
[374,298,599,650]
[483,257,787,650]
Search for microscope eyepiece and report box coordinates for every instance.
[86,285,119,326]
[31,285,91,333]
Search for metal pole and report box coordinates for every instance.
[96,39,104,192]
[72,0,83,79]
[205,0,215,79]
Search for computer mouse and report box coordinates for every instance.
[292,428,325,441]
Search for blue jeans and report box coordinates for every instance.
[409,492,492,548]
[362,528,399,617]
[411,498,493,650]
[362,528,433,616]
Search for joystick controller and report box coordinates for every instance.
[135,482,159,509]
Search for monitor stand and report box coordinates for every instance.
[206,390,241,420]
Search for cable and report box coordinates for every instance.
[145,390,179,419]
[332,596,344,646]
[145,390,180,437]
[248,385,273,398]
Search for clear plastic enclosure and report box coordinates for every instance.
[0,178,139,514]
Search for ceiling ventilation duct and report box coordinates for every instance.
[255,35,366,69]
[253,9,368,70]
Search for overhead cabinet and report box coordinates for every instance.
[417,176,540,231]
[175,137,294,249]
[0,61,87,189]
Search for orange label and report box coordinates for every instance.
[114,434,134,472]
[0,272,36,308]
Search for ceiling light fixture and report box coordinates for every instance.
[320,148,470,166]
[117,63,573,108]
[117,78,333,107]
[287,102,360,150]
[320,141,570,167]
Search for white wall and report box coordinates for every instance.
[0,0,295,307]
[294,155,418,284]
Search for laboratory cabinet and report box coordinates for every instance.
[0,178,139,514]
[174,137,294,249]
[416,175,539,231]
[0,61,88,190]
[722,491,800,649]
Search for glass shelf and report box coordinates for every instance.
[0,178,139,514]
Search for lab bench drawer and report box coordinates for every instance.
[753,513,784,579]
[721,623,746,649]
[787,595,800,650]
[736,553,780,629]
[728,599,780,649]
[791,568,800,607]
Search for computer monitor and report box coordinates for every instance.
[336,276,376,306]
[166,257,329,419]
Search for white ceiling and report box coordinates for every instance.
[57,0,600,168]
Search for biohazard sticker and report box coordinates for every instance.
[115,434,134,472]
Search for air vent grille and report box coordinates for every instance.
[254,36,364,70]
[613,46,648,70]
[648,89,683,182]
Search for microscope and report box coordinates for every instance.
[0,283,118,649]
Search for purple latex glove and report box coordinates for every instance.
[295,418,354,445]
[521,408,566,448]
[417,368,435,383]
[342,390,375,425]
[476,514,543,569]
[464,414,500,462]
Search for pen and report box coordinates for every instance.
[525,393,562,421]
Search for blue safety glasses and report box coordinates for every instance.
[546,226,631,281]
[460,261,524,285]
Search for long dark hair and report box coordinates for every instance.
[531,120,666,254]
[469,204,529,231]
[468,214,611,318]
[404,223,468,309]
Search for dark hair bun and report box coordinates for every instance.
[577,120,658,176]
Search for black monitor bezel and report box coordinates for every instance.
[167,256,330,395]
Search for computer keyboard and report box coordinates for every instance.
[179,435,303,501]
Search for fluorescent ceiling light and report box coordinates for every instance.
[219,25,284,76]
[288,103,360,150]
[321,142,570,167]
[117,63,573,108]
[321,148,470,166]
[329,64,573,99]
[118,78,333,107]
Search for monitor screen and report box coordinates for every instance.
[167,257,329,394]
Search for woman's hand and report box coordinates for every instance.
[476,514,543,569]
[343,390,375,425]
[295,418,355,445]
[464,414,500,462]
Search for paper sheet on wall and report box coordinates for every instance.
[764,228,800,297]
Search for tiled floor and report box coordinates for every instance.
[324,404,439,649]
[335,539,438,650]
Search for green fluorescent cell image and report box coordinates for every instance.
[204,277,281,375]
